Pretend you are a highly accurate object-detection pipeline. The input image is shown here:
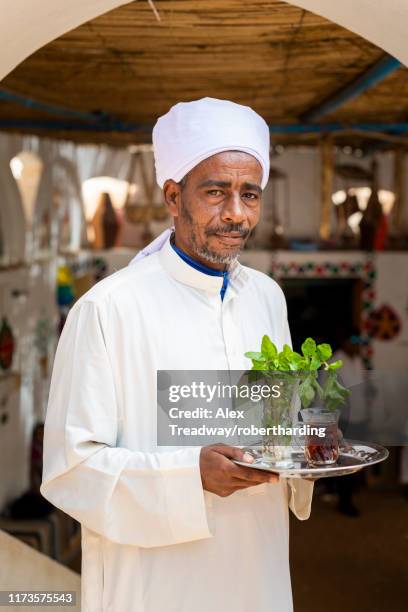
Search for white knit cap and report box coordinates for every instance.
[153,97,270,189]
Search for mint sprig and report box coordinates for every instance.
[244,335,350,410]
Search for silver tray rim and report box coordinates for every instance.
[233,439,389,479]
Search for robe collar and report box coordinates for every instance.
[159,232,249,298]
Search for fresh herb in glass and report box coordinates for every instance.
[244,336,350,465]
[245,335,350,411]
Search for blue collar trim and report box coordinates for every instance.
[171,241,229,300]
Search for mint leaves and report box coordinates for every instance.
[323,370,350,410]
[244,335,350,410]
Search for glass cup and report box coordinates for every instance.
[262,374,300,467]
[301,408,340,466]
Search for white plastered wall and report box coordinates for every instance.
[287,1,408,66]
[0,0,131,80]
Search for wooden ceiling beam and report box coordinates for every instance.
[301,54,402,122]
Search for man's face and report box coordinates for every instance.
[163,151,263,268]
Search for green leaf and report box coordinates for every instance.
[279,346,304,372]
[287,358,302,371]
[245,336,341,378]
[298,375,316,408]
[244,351,265,361]
[312,377,324,398]
[310,355,322,370]
[324,388,349,410]
[282,344,293,358]
[289,354,307,370]
[301,337,316,358]
[317,343,332,361]
[251,360,269,371]
[277,355,291,371]
[323,370,350,409]
[261,335,278,360]
[327,359,343,371]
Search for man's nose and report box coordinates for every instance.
[220,192,246,224]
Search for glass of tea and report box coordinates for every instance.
[301,408,340,466]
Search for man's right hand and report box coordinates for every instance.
[200,444,279,497]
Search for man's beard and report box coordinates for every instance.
[191,241,241,265]
[180,202,250,265]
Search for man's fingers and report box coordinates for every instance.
[211,444,254,464]
[242,451,255,464]
[199,445,278,497]
[229,462,278,484]
[231,477,273,489]
[211,445,278,483]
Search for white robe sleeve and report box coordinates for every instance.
[41,299,212,548]
[279,291,315,520]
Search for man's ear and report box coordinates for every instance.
[163,179,182,217]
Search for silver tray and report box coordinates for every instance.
[233,440,389,479]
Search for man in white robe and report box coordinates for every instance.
[41,97,314,612]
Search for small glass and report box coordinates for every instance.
[262,374,300,467]
[301,408,340,466]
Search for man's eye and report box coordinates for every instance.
[243,193,258,200]
[207,190,223,197]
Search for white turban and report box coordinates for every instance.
[153,97,270,189]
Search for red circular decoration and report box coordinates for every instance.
[365,304,401,341]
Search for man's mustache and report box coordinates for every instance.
[206,225,250,238]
